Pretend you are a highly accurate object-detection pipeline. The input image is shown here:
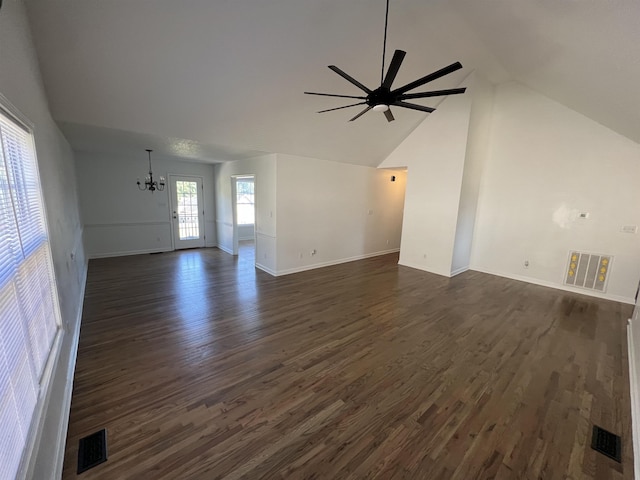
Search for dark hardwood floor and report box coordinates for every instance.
[62,247,633,479]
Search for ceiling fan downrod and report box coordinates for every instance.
[304,0,466,122]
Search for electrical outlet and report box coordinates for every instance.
[524,260,529,268]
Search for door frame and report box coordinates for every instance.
[230,174,257,264]
[168,174,206,250]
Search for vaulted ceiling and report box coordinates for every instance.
[25,0,639,167]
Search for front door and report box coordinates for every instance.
[170,175,205,249]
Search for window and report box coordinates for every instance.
[0,107,61,479]
[236,177,254,225]
[175,180,200,240]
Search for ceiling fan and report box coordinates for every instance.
[305,0,466,122]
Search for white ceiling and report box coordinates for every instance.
[59,122,265,163]
[25,0,639,167]
[450,0,640,146]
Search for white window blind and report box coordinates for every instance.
[0,108,60,480]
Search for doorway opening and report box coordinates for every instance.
[232,175,255,263]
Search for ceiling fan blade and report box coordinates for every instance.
[400,87,466,100]
[392,101,435,113]
[384,109,395,122]
[305,92,367,100]
[317,102,367,114]
[392,62,463,96]
[382,50,406,89]
[349,106,373,122]
[328,66,372,94]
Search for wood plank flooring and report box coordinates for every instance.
[62,246,634,479]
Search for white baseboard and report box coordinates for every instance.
[469,265,636,305]
[450,265,470,277]
[275,249,399,277]
[255,262,277,276]
[217,244,234,255]
[628,320,640,480]
[397,260,452,278]
[88,247,173,259]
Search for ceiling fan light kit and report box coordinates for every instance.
[305,0,466,122]
[372,104,390,112]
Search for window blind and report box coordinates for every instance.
[0,109,60,480]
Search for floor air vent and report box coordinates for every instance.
[77,429,108,474]
[591,425,621,463]
[565,251,612,292]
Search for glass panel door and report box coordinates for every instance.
[170,176,205,249]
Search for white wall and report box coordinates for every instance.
[451,75,494,274]
[75,152,216,257]
[214,154,277,273]
[0,2,87,478]
[471,82,640,303]
[380,82,473,277]
[238,224,255,241]
[275,153,406,275]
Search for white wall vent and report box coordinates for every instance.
[564,251,612,292]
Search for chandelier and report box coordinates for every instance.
[137,149,165,192]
